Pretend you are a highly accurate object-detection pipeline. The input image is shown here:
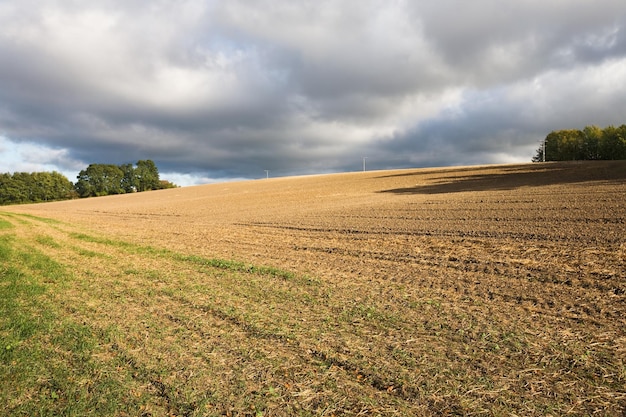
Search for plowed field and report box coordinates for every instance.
[2,161,625,416]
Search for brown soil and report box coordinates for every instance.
[15,161,625,282]
[5,160,626,415]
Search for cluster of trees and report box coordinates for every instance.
[74,160,175,197]
[533,124,626,162]
[1,160,177,205]
[0,171,76,205]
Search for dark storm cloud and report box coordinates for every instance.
[0,0,625,184]
[373,60,626,169]
[413,1,626,81]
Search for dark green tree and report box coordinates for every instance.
[10,172,32,202]
[0,173,27,204]
[73,160,174,198]
[135,160,160,192]
[0,171,75,205]
[75,164,124,197]
[74,171,94,198]
[31,172,53,202]
[49,171,76,200]
[120,163,137,193]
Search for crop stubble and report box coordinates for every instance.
[4,161,626,415]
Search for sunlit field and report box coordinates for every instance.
[2,161,625,416]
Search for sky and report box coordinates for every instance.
[1,1,625,186]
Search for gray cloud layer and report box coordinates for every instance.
[1,1,625,182]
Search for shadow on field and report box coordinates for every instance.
[378,161,626,195]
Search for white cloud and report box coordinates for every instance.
[0,0,624,180]
[0,136,84,179]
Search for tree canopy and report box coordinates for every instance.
[75,164,125,197]
[134,159,160,192]
[0,171,76,205]
[534,124,626,162]
[75,160,173,197]
[0,160,176,205]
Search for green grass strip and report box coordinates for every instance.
[69,230,318,284]
[178,254,298,280]
[0,218,13,230]
[0,234,144,416]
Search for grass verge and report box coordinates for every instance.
[0,228,146,416]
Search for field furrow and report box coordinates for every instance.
[2,161,625,415]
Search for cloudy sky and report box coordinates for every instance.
[1,1,625,185]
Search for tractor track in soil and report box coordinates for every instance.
[3,161,626,415]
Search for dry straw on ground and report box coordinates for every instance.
[2,161,625,416]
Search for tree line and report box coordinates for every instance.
[0,160,176,205]
[533,124,626,162]
[75,160,176,197]
[0,171,76,205]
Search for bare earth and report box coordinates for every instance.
[5,160,626,415]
